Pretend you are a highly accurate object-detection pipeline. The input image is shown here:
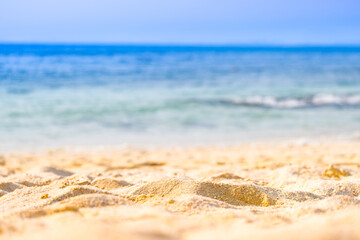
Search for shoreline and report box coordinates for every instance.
[1,131,359,154]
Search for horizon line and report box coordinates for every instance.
[1,41,360,48]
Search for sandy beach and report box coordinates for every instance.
[0,141,359,239]
[2,0,360,238]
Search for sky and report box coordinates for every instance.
[0,0,360,45]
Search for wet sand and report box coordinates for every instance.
[0,141,360,239]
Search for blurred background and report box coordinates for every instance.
[0,1,360,150]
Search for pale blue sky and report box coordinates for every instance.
[1,0,359,44]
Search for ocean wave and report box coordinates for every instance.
[201,94,360,109]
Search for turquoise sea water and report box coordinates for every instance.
[1,44,360,149]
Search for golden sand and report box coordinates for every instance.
[0,141,360,239]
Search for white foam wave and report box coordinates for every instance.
[231,94,360,108]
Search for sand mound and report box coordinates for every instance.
[92,177,132,190]
[58,174,92,187]
[211,172,244,180]
[312,180,360,197]
[322,165,350,179]
[0,168,136,219]
[0,181,119,218]
[127,178,321,207]
[20,194,130,218]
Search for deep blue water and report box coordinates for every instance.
[1,44,360,149]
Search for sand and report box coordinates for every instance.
[0,141,360,239]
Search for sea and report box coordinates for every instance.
[0,44,360,150]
